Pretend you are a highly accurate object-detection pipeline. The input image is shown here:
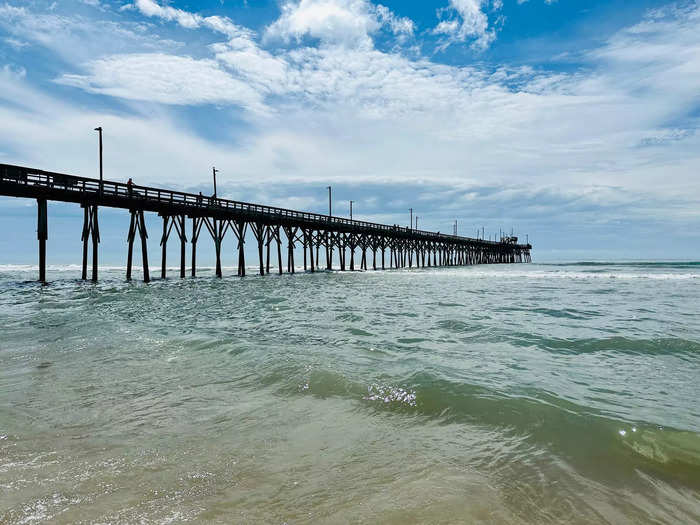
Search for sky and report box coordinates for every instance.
[0,0,699,264]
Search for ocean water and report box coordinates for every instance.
[0,262,698,524]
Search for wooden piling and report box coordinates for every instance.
[81,205,89,280]
[37,198,47,283]
[126,210,136,281]
[91,206,99,282]
[161,215,169,279]
[137,210,149,283]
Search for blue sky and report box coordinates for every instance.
[1,0,699,264]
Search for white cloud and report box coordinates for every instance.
[0,3,182,63]
[264,0,412,48]
[374,4,415,38]
[211,39,290,94]
[134,0,252,39]
[3,37,28,50]
[56,53,267,112]
[434,0,496,50]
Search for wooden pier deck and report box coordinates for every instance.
[0,163,532,283]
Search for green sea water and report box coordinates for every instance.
[0,262,698,523]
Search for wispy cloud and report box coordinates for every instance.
[433,0,497,51]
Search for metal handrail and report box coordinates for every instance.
[0,163,531,249]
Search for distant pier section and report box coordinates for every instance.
[0,163,532,283]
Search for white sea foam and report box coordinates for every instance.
[0,263,697,281]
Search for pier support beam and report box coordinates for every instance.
[251,222,265,276]
[37,198,47,283]
[91,206,99,282]
[138,210,149,283]
[177,214,186,278]
[233,220,247,277]
[283,226,298,273]
[303,230,308,271]
[161,215,168,279]
[203,217,225,278]
[126,211,135,281]
[159,214,187,279]
[80,204,99,282]
[126,209,150,282]
[191,217,203,277]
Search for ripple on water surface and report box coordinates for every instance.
[0,262,699,523]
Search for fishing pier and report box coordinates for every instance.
[0,163,532,283]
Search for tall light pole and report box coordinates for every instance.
[415,216,419,230]
[350,200,354,220]
[327,186,332,216]
[212,167,219,198]
[94,126,103,193]
[409,208,413,231]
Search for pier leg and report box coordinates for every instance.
[236,220,246,277]
[81,206,89,280]
[303,231,307,271]
[137,210,149,283]
[252,222,264,276]
[265,226,272,274]
[191,217,200,278]
[91,206,99,283]
[179,214,186,279]
[315,234,320,270]
[161,215,169,279]
[283,226,297,274]
[214,219,222,278]
[126,210,136,281]
[309,230,315,272]
[37,198,47,284]
[340,237,346,271]
[276,227,283,275]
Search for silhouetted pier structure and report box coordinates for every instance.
[0,163,532,283]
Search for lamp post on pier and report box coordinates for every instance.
[409,208,413,231]
[94,126,103,194]
[327,186,332,216]
[350,200,354,220]
[212,167,219,198]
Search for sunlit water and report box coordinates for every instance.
[0,262,699,524]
